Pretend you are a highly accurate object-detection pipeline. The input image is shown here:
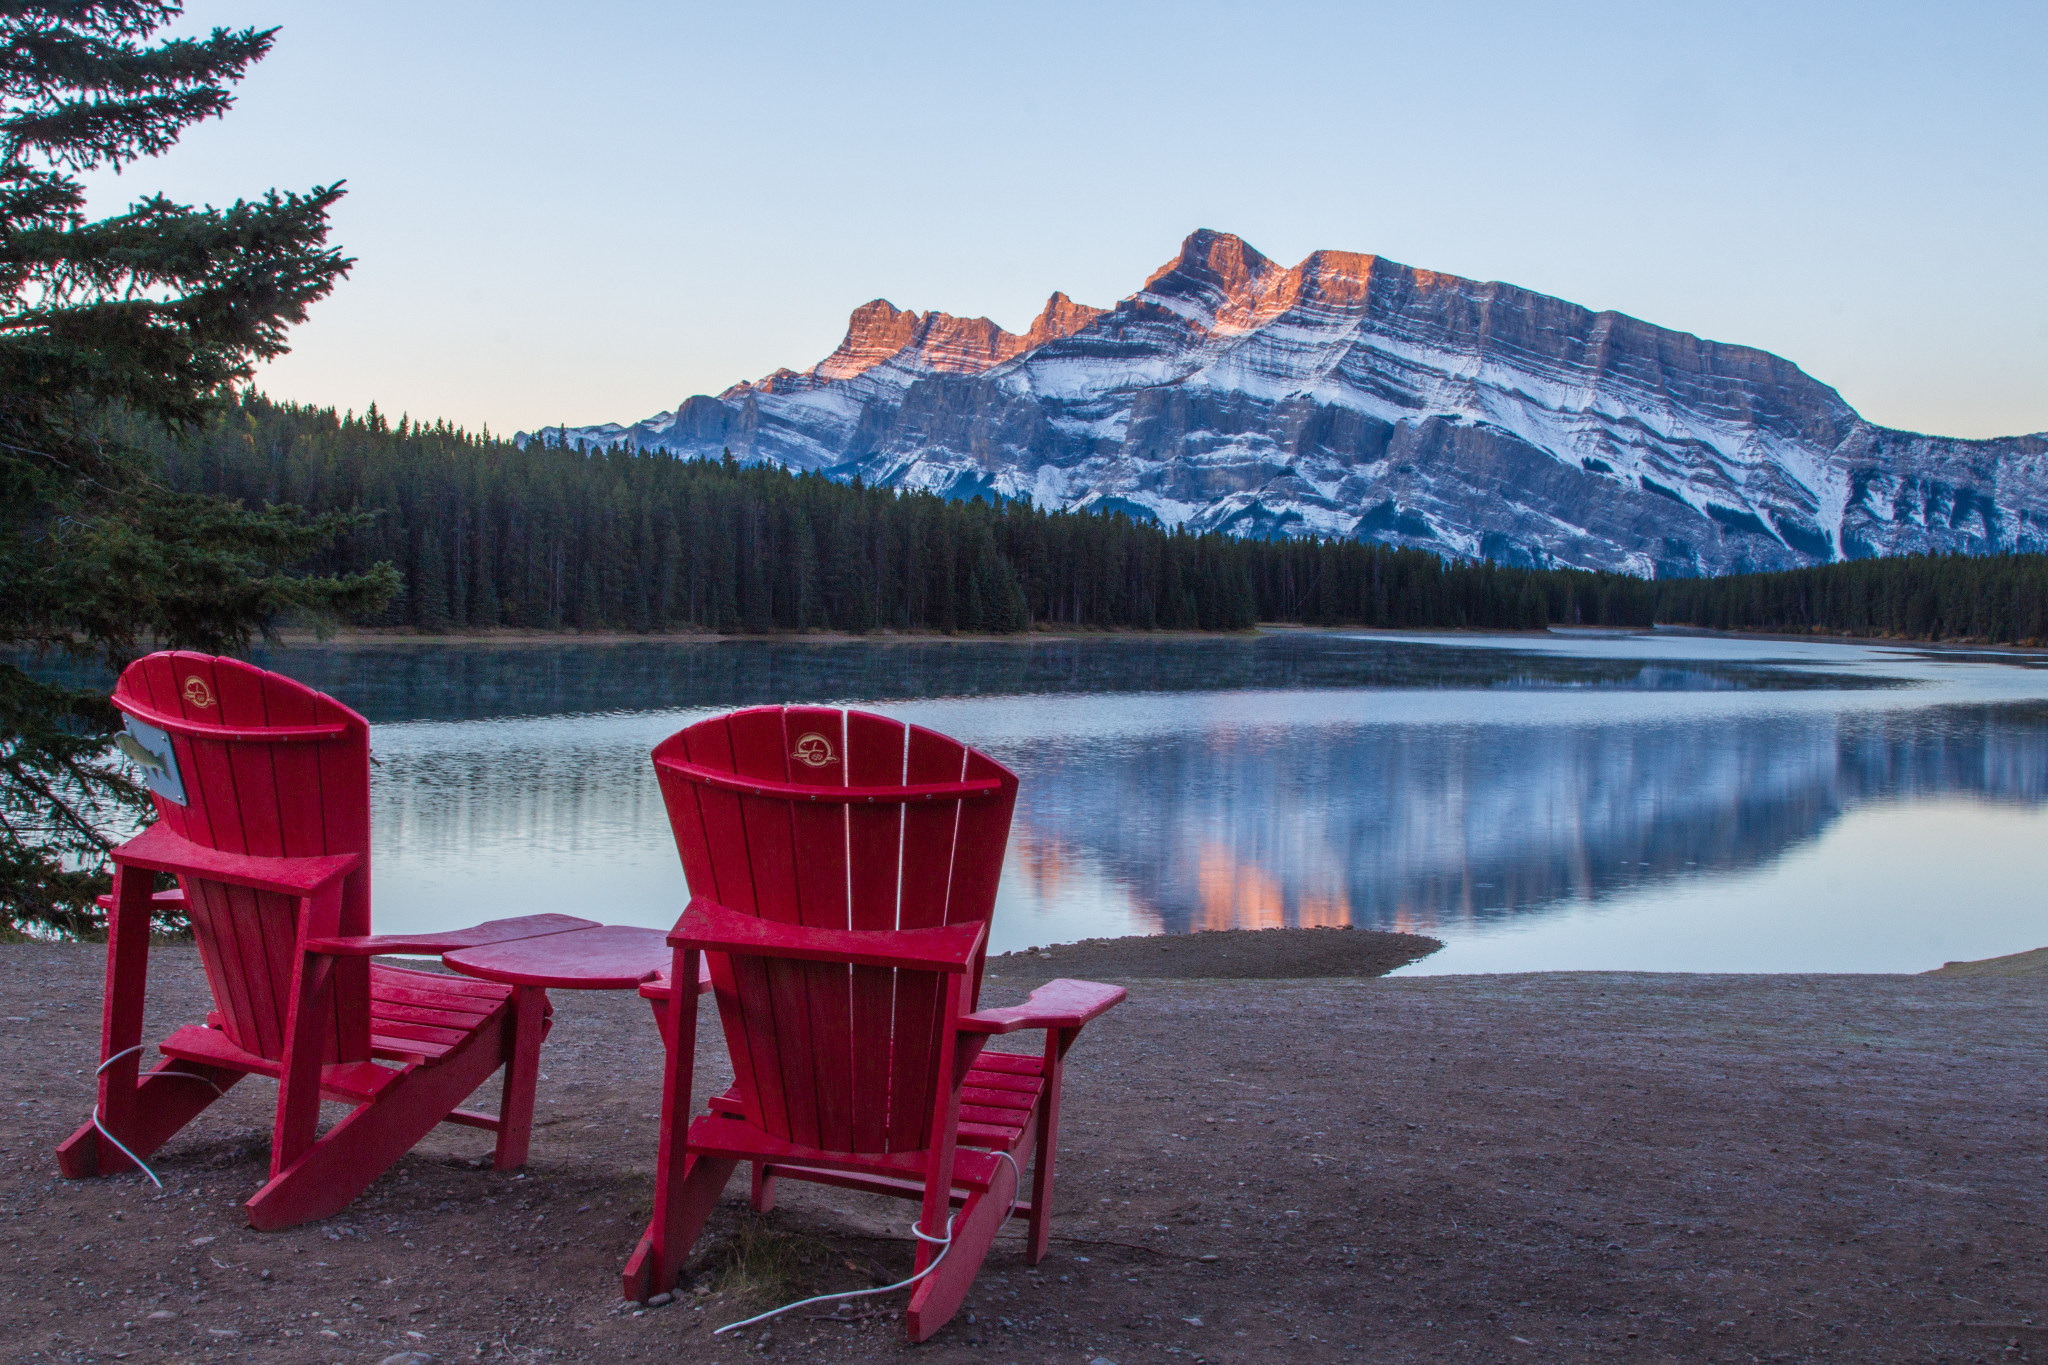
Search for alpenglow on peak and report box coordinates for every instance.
[528,230,2048,577]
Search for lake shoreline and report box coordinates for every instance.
[264,620,2048,655]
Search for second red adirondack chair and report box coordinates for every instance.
[625,706,1125,1341]
[56,652,595,1229]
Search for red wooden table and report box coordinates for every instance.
[443,924,712,993]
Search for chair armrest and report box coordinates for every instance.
[304,913,601,957]
[636,955,717,1001]
[94,889,188,914]
[958,978,1127,1035]
[112,823,358,898]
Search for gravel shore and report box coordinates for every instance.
[5,933,2043,1363]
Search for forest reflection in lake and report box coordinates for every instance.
[236,631,2048,973]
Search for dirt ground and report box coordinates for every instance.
[6,933,2046,1365]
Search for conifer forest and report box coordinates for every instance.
[139,394,2048,646]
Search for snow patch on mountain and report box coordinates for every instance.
[524,230,2048,576]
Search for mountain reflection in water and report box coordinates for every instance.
[994,704,2048,941]
[37,631,2046,970]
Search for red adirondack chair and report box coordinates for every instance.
[56,651,592,1230]
[625,706,1125,1341]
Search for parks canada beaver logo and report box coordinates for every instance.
[791,732,836,768]
[181,676,216,709]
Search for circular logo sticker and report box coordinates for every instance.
[791,732,836,768]
[181,675,216,709]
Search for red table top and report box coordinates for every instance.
[444,924,681,990]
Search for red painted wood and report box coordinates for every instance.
[729,710,821,1147]
[889,725,968,1150]
[670,901,983,972]
[443,924,670,989]
[841,710,908,931]
[307,913,597,956]
[653,758,1001,804]
[253,663,360,1061]
[57,864,157,1177]
[493,986,546,1169]
[762,1166,1037,1217]
[153,1024,399,1101]
[906,1152,1018,1343]
[372,967,512,1005]
[61,651,560,1231]
[627,942,742,1302]
[245,998,514,1230]
[634,705,1119,1337]
[99,695,349,742]
[677,1110,1004,1191]
[952,747,1019,1005]
[1026,1030,1067,1264]
[113,823,358,896]
[958,979,1128,1033]
[841,712,906,1152]
[780,705,855,1153]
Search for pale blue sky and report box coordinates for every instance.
[89,1,2048,439]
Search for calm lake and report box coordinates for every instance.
[216,630,2048,974]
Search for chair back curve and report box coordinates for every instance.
[651,706,1019,1155]
[111,650,372,1064]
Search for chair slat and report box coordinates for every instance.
[370,1034,455,1062]
[369,1017,473,1049]
[898,725,968,932]
[683,716,757,915]
[371,998,500,1032]
[848,963,893,1152]
[951,747,1018,1002]
[958,1120,1029,1148]
[186,880,252,1052]
[370,967,514,1005]
[843,712,906,932]
[968,1052,1043,1077]
[729,954,791,1138]
[260,666,356,1061]
[781,707,856,1154]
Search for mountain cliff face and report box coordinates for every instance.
[536,231,2048,576]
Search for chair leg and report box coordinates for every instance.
[493,986,547,1170]
[905,1153,1019,1343]
[622,1153,737,1302]
[56,1060,244,1178]
[750,1162,778,1212]
[1025,1036,1068,1265]
[246,1015,508,1231]
[58,861,159,1179]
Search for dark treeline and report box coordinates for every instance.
[1654,556,2048,644]
[131,394,2048,643]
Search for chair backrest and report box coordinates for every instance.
[111,651,372,1064]
[651,706,1019,1155]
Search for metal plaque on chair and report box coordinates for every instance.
[116,715,186,806]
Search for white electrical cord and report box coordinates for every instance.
[712,1149,1022,1335]
[89,1043,228,1191]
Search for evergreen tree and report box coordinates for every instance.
[0,4,394,933]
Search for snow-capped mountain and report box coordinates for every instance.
[529,230,2048,575]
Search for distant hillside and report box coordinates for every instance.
[536,229,2048,578]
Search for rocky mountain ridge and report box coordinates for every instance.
[532,231,2048,576]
